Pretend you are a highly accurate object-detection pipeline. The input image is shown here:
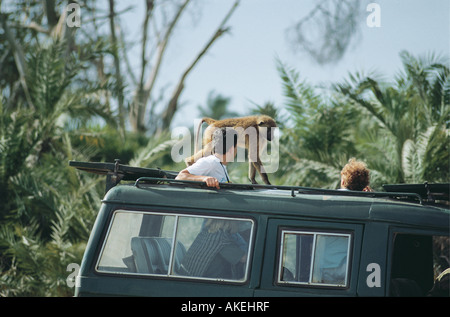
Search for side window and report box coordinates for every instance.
[278,230,351,287]
[174,217,251,281]
[97,212,177,274]
[96,210,253,282]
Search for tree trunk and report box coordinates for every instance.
[159,0,240,133]
[109,0,126,134]
[129,0,190,133]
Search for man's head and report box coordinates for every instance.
[340,158,370,191]
[212,128,238,161]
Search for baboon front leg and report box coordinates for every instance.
[252,161,271,185]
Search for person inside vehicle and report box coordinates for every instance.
[175,128,237,189]
[180,218,247,280]
[339,158,373,192]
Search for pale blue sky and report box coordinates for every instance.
[119,0,450,128]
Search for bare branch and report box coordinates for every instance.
[159,0,240,131]
[11,21,50,34]
[119,25,137,86]
[142,0,190,102]
[43,0,58,28]
[130,0,191,132]
[140,0,154,87]
[109,0,125,133]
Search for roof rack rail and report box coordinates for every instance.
[69,160,434,205]
[69,160,177,193]
[134,177,423,204]
[383,182,449,204]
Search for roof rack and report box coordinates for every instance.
[134,177,424,204]
[69,160,177,192]
[70,160,443,206]
[383,182,449,204]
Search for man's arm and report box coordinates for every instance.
[175,169,220,189]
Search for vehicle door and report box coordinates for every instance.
[255,218,363,296]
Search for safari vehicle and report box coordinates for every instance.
[70,160,449,297]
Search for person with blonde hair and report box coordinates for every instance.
[340,158,373,192]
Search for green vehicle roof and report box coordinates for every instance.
[102,180,449,231]
[69,160,449,230]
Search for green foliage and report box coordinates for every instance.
[0,10,448,296]
[0,35,184,296]
[130,130,180,170]
[0,136,103,296]
[276,51,448,189]
[70,125,148,165]
[0,39,111,296]
[334,51,449,185]
[276,60,359,188]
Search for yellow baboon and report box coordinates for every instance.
[185,115,277,185]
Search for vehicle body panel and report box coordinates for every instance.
[74,179,449,297]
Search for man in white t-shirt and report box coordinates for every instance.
[176,128,237,189]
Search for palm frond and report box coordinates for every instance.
[283,157,342,189]
[401,125,449,184]
[130,132,178,168]
[276,58,321,127]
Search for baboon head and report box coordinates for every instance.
[257,115,277,141]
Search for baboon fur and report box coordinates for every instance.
[185,115,277,185]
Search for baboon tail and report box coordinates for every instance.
[201,117,216,126]
[194,118,216,154]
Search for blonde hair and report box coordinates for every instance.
[340,158,370,191]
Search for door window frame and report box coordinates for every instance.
[277,229,352,288]
[95,209,255,284]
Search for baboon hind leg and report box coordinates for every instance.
[247,140,271,185]
[251,161,271,185]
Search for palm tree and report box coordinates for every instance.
[275,51,448,189]
[275,60,360,188]
[335,51,449,184]
[0,40,115,296]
